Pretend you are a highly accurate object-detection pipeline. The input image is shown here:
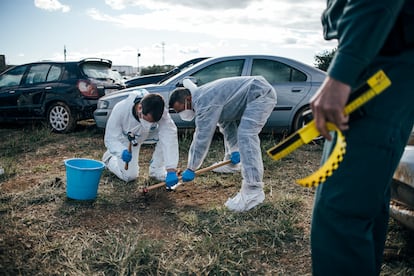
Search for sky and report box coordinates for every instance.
[1,0,337,69]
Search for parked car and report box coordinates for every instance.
[390,126,414,231]
[124,57,209,88]
[0,58,125,133]
[94,54,326,134]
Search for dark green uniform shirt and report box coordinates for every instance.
[322,0,405,87]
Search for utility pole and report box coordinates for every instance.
[137,49,141,75]
[64,45,67,61]
[161,41,165,65]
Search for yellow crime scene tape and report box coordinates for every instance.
[267,70,391,188]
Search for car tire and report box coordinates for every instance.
[291,105,313,133]
[47,102,76,133]
[291,106,324,143]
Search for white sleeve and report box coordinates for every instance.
[104,102,129,157]
[156,108,179,169]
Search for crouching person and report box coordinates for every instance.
[102,90,179,189]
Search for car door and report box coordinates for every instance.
[15,64,60,118]
[0,65,28,116]
[251,58,311,129]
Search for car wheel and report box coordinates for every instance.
[291,106,313,133]
[47,102,76,133]
[291,106,324,142]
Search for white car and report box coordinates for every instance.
[94,54,326,134]
[390,127,414,231]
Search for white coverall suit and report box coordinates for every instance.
[102,90,179,182]
[187,76,277,211]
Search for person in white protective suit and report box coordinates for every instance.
[102,90,179,188]
[168,76,277,212]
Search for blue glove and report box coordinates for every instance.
[230,151,240,164]
[121,149,132,162]
[165,171,179,189]
[182,169,196,182]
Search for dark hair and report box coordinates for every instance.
[140,93,165,122]
[168,87,191,109]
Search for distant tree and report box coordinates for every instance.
[314,48,337,71]
[141,64,174,75]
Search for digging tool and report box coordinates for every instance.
[139,160,232,193]
[124,132,138,170]
[266,69,391,187]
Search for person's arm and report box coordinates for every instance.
[218,120,239,155]
[187,105,223,171]
[104,102,128,157]
[312,0,405,139]
[157,108,179,171]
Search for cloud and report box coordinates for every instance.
[89,0,326,48]
[34,0,70,13]
[105,0,257,10]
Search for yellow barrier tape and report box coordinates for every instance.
[296,123,346,187]
[266,70,391,188]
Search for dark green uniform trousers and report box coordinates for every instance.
[311,50,414,275]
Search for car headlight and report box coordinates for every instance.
[97,100,109,109]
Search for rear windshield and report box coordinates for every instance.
[81,62,113,80]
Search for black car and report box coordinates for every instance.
[124,57,209,88]
[0,58,125,133]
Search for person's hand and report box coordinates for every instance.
[182,169,196,182]
[310,76,352,140]
[230,151,240,164]
[165,171,179,189]
[121,149,132,162]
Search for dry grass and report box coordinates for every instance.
[0,122,413,275]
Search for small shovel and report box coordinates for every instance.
[139,160,232,193]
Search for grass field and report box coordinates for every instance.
[0,122,413,275]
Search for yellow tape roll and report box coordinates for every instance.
[296,123,347,188]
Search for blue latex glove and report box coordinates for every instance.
[182,169,196,182]
[165,171,179,189]
[230,151,240,164]
[121,149,132,162]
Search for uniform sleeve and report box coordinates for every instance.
[328,0,405,86]
[187,105,223,170]
[157,108,179,170]
[218,121,239,154]
[104,102,128,157]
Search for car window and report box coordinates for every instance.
[25,64,50,84]
[191,59,245,86]
[0,65,27,87]
[81,63,112,80]
[47,65,62,82]
[251,59,307,83]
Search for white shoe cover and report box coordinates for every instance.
[212,162,241,173]
[225,189,265,212]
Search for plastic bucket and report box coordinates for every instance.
[64,158,105,200]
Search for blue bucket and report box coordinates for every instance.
[64,158,105,200]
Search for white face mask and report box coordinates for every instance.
[179,109,195,121]
[140,118,158,131]
[179,99,195,121]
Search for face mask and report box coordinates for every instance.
[179,99,195,121]
[179,110,195,121]
[140,118,158,131]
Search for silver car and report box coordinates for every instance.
[94,55,326,134]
